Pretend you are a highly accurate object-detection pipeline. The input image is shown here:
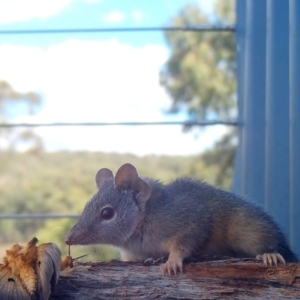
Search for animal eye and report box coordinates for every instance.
[100,206,114,220]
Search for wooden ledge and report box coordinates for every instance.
[51,259,300,300]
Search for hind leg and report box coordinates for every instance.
[256,253,285,266]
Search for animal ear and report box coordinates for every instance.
[115,163,151,202]
[95,168,114,189]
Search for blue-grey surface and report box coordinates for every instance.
[289,0,300,257]
[234,0,300,257]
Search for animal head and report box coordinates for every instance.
[65,163,151,247]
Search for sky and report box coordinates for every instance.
[0,0,230,156]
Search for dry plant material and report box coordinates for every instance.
[60,245,74,270]
[60,245,89,274]
[60,255,74,271]
[0,237,61,300]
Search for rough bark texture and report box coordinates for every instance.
[50,258,300,300]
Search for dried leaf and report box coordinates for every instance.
[36,243,61,300]
[0,238,61,300]
[0,264,31,300]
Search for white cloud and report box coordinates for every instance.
[197,0,216,16]
[132,10,144,23]
[103,11,126,24]
[103,10,145,25]
[84,0,102,3]
[0,0,73,24]
[0,39,226,155]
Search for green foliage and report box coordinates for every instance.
[0,81,41,117]
[201,129,237,188]
[0,80,42,152]
[161,0,237,186]
[161,0,236,120]
[0,150,232,260]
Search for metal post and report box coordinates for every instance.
[289,0,300,257]
[238,0,266,207]
[265,0,290,238]
[233,0,246,194]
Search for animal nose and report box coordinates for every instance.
[65,238,74,245]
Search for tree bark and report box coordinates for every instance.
[50,258,300,300]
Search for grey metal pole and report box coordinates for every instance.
[289,0,300,257]
[265,0,290,238]
[233,0,246,195]
[241,0,266,207]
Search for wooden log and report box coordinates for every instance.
[50,258,300,300]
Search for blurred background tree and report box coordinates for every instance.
[0,80,43,152]
[160,0,236,188]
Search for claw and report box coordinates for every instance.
[143,258,154,266]
[267,254,272,265]
[256,253,286,266]
[160,258,183,275]
[271,253,277,266]
[276,253,286,265]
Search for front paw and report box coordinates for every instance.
[160,257,183,275]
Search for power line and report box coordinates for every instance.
[0,120,238,128]
[0,214,79,219]
[0,25,235,35]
